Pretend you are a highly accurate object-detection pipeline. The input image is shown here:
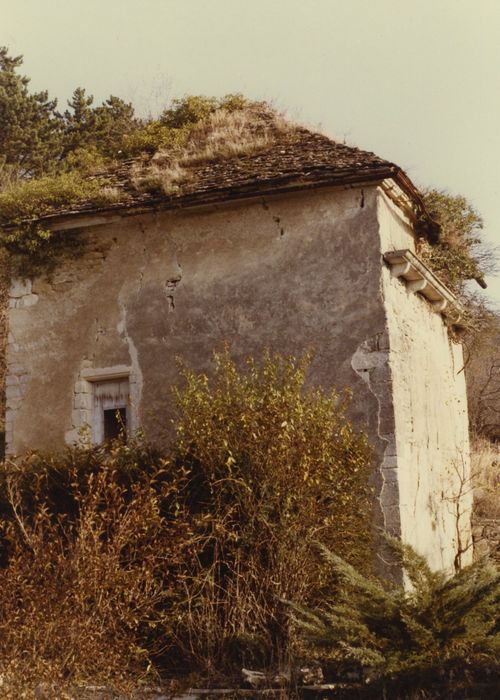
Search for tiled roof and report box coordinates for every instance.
[97,129,398,207]
[39,110,436,237]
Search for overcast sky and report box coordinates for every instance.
[3,0,500,304]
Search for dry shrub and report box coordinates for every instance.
[0,249,9,439]
[176,107,278,166]
[152,161,189,196]
[0,442,183,694]
[471,438,500,566]
[472,438,500,520]
[0,351,372,690]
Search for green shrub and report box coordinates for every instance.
[170,350,373,670]
[160,93,247,129]
[290,539,500,698]
[120,120,191,157]
[0,171,103,224]
[0,170,121,273]
[420,189,496,295]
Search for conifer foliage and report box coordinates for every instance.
[290,540,500,697]
[0,48,62,181]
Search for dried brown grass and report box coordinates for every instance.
[0,250,9,436]
[472,438,500,565]
[175,108,278,166]
[132,105,294,196]
[0,448,175,695]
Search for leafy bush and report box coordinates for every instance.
[420,189,497,295]
[0,171,121,274]
[121,120,192,157]
[0,351,373,691]
[160,94,247,129]
[0,172,104,226]
[170,351,373,671]
[290,539,500,698]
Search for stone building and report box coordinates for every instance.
[4,117,472,572]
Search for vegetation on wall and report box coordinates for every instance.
[0,45,497,296]
[0,46,261,272]
[419,189,496,296]
[0,351,373,694]
[0,171,121,275]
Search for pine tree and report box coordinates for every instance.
[0,47,63,182]
[62,89,138,159]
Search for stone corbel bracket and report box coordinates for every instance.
[383,249,464,326]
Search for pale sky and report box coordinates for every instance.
[3,0,500,305]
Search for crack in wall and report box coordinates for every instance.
[273,215,285,237]
[93,318,106,344]
[137,245,147,292]
[136,224,148,293]
[351,330,401,539]
[117,298,143,432]
[261,198,286,238]
[157,220,184,310]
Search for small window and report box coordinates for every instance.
[92,378,129,444]
[104,407,127,441]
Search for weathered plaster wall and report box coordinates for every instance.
[377,191,472,572]
[6,186,389,494]
[5,184,472,573]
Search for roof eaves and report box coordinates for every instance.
[391,169,440,242]
[2,161,437,240]
[36,165,399,232]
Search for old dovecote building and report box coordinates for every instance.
[5,112,472,572]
